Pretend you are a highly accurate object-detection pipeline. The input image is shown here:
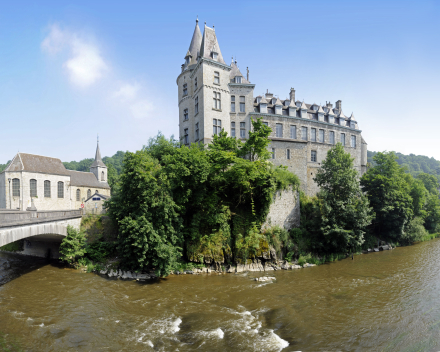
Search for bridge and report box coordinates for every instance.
[0,210,82,258]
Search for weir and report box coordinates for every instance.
[0,210,82,258]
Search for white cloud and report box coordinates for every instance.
[42,24,108,87]
[129,99,154,119]
[113,82,141,102]
[113,82,154,119]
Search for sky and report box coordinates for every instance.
[0,0,439,163]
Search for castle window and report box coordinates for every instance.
[276,123,283,138]
[351,135,356,148]
[350,121,356,129]
[213,91,221,109]
[330,131,335,145]
[341,133,346,146]
[44,180,51,198]
[311,128,317,142]
[57,181,64,199]
[240,122,246,138]
[335,117,340,125]
[272,148,275,159]
[319,129,324,143]
[263,122,268,126]
[30,179,37,198]
[195,123,199,140]
[260,103,267,114]
[195,77,197,90]
[183,109,188,120]
[231,122,236,137]
[239,96,245,112]
[12,178,20,197]
[183,83,188,96]
[231,96,235,112]
[76,189,81,201]
[324,115,329,123]
[184,128,189,144]
[311,150,317,162]
[290,125,297,139]
[96,190,99,194]
[287,149,291,160]
[195,96,198,114]
[212,52,218,60]
[214,71,220,84]
[301,127,308,141]
[101,171,105,181]
[235,76,242,83]
[213,119,221,135]
[87,189,91,198]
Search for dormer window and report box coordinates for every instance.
[235,76,242,83]
[284,100,290,106]
[260,103,267,114]
[275,105,282,115]
[212,52,218,60]
[350,121,356,129]
[296,102,301,108]
[256,96,261,103]
[312,105,318,111]
[185,57,189,65]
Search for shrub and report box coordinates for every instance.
[59,226,87,266]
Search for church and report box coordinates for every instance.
[177,19,368,196]
[0,142,110,211]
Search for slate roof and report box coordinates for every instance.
[2,153,70,175]
[187,19,202,65]
[200,25,226,64]
[84,192,110,203]
[67,170,110,189]
[229,62,250,83]
[91,142,106,168]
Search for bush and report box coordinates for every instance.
[0,240,23,252]
[402,217,428,244]
[86,241,117,263]
[59,226,87,266]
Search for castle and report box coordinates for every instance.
[0,141,110,212]
[177,19,368,196]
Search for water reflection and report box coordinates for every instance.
[1,239,440,351]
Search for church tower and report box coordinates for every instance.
[177,19,233,145]
[90,139,107,183]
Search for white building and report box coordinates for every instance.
[0,142,110,211]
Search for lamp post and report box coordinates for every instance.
[8,178,11,209]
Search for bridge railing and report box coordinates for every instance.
[0,210,82,228]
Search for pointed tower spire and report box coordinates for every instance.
[91,137,105,167]
[186,18,202,65]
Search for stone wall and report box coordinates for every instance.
[262,187,300,231]
[70,186,110,210]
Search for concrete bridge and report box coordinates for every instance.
[0,210,82,258]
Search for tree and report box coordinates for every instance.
[361,152,413,241]
[239,117,272,161]
[417,173,439,195]
[314,143,373,252]
[59,226,87,266]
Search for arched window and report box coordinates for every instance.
[101,171,105,181]
[44,180,51,197]
[12,178,20,197]
[95,190,99,194]
[76,189,81,201]
[87,189,91,198]
[57,181,64,198]
[30,179,37,197]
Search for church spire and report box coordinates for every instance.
[186,17,202,65]
[91,137,105,168]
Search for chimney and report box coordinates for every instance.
[246,67,249,81]
[289,88,295,102]
[336,100,342,111]
[265,90,273,99]
[327,102,333,109]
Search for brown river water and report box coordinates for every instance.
[2,239,440,351]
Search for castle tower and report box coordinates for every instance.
[90,139,107,183]
[177,19,234,145]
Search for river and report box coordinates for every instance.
[1,239,440,351]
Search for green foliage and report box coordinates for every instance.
[107,126,299,275]
[264,225,293,254]
[0,240,23,252]
[367,150,440,182]
[417,173,439,194]
[239,117,272,161]
[314,143,373,252]
[86,241,117,263]
[402,217,428,244]
[361,152,413,241]
[59,226,87,266]
[0,161,11,173]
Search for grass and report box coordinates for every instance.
[0,240,24,252]
[418,233,440,242]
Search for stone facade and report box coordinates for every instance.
[178,20,368,197]
[263,187,300,230]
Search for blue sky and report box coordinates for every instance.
[1,0,439,162]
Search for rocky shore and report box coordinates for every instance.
[96,260,317,281]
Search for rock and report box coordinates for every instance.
[292,265,301,269]
[269,247,277,262]
[261,251,271,260]
[373,248,379,252]
[99,269,108,275]
[136,273,150,281]
[118,269,123,277]
[380,245,390,251]
[264,264,274,271]
[185,270,194,274]
[108,269,117,277]
[226,265,235,273]
[205,267,211,273]
[255,276,276,282]
[362,250,369,254]
[281,261,292,270]
[236,264,244,273]
[122,271,134,279]
[304,263,316,267]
